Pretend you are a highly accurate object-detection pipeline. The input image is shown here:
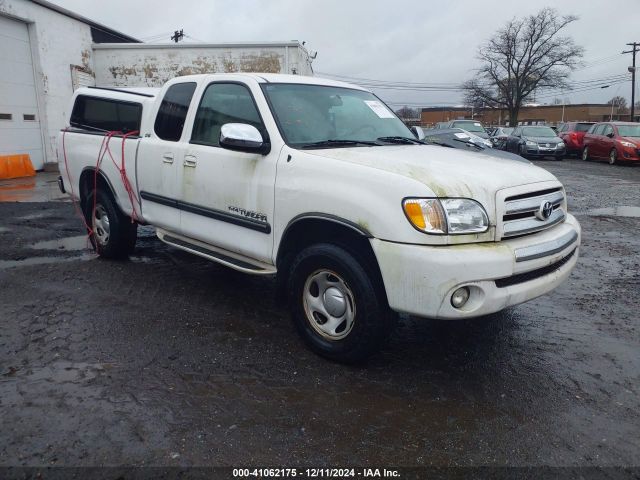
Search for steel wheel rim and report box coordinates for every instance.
[93,204,110,246]
[302,269,356,341]
[609,150,616,164]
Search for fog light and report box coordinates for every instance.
[451,287,470,308]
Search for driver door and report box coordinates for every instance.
[600,124,614,157]
[178,81,277,263]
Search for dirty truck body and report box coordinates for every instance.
[58,73,581,362]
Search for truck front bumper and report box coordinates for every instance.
[371,214,580,319]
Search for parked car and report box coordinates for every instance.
[443,120,490,139]
[506,125,566,160]
[490,127,514,150]
[417,128,527,162]
[582,122,640,165]
[557,122,595,157]
[58,74,580,362]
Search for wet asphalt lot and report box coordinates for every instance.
[0,159,639,470]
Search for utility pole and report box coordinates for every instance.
[622,42,639,121]
[171,29,184,43]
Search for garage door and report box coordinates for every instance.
[0,15,44,170]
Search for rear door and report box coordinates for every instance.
[137,82,197,231]
[178,80,277,263]
[589,124,604,157]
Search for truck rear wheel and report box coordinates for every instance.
[84,189,137,259]
[287,243,395,363]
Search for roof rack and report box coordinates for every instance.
[87,86,155,98]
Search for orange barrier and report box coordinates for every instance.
[0,154,36,179]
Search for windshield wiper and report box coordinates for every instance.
[300,139,380,149]
[453,138,484,149]
[424,140,454,148]
[377,136,424,145]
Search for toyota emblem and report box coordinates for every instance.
[536,201,554,220]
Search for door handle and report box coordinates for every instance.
[184,155,197,168]
[162,153,174,164]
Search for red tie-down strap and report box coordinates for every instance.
[94,130,141,223]
[62,128,140,251]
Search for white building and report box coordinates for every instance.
[0,0,137,170]
[93,42,314,88]
[0,0,314,169]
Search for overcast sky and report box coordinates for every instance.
[54,0,640,109]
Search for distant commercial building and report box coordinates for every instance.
[421,104,624,128]
[1,0,314,169]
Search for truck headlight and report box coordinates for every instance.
[403,198,489,234]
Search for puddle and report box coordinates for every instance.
[18,361,107,383]
[0,254,93,269]
[18,212,51,220]
[587,206,640,218]
[0,172,68,202]
[129,255,154,263]
[31,235,89,251]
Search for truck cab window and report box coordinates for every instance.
[191,83,264,147]
[70,95,142,133]
[154,82,197,141]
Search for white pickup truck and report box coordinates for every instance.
[58,73,580,362]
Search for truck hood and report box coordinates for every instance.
[304,144,559,199]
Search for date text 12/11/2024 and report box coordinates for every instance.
[232,468,401,477]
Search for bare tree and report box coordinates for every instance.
[607,96,628,112]
[463,8,583,126]
[395,106,419,120]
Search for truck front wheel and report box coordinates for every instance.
[287,243,395,363]
[84,189,137,259]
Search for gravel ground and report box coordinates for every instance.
[0,159,638,471]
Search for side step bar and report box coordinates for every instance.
[156,229,276,275]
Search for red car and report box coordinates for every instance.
[558,122,594,156]
[582,122,640,165]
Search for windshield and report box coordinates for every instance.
[522,126,556,138]
[451,121,485,133]
[617,125,640,137]
[262,83,413,147]
[575,123,593,132]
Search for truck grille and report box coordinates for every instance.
[500,187,565,239]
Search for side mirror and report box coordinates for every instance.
[219,123,270,154]
[606,132,615,138]
[411,126,425,140]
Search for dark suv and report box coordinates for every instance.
[557,122,595,156]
